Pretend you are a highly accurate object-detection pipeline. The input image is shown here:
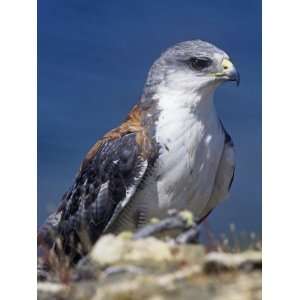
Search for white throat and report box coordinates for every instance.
[150,83,224,214]
[155,83,220,135]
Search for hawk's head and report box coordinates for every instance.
[145,40,239,95]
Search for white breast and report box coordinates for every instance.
[136,87,225,221]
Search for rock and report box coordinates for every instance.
[38,234,261,300]
[90,234,204,268]
[204,251,262,273]
[37,282,69,300]
[38,282,66,293]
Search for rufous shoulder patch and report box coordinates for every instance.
[80,105,152,171]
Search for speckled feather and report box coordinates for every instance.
[38,104,159,258]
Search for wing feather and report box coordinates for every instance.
[38,104,159,260]
[60,132,153,242]
[103,159,148,232]
[38,133,157,261]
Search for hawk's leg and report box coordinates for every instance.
[133,211,192,240]
[133,209,213,244]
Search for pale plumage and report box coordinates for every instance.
[38,40,239,261]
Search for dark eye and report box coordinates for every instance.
[188,57,212,70]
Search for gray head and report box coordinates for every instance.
[144,40,239,96]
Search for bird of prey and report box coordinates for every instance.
[38,40,239,260]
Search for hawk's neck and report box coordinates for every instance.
[154,85,220,134]
[139,84,223,157]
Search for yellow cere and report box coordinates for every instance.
[221,58,233,70]
[212,58,233,77]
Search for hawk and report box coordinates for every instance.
[38,40,239,261]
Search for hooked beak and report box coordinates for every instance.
[214,58,240,86]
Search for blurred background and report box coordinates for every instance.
[38,0,261,236]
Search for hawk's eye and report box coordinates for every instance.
[188,57,212,70]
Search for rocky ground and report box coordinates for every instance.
[38,233,261,300]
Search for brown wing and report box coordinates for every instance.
[38,105,158,260]
[81,105,152,171]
